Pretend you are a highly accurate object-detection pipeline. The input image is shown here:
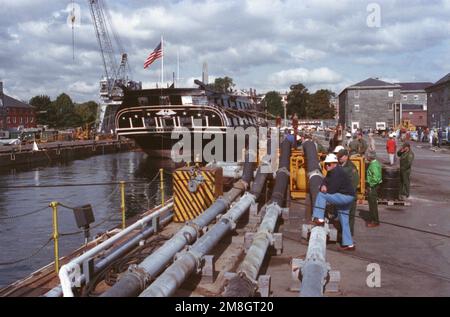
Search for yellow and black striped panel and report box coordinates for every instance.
[173,168,223,223]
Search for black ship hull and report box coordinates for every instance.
[115,82,265,162]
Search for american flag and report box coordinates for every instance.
[144,42,163,69]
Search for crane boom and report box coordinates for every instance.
[86,0,141,134]
[88,0,117,84]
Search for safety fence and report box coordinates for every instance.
[0,169,173,274]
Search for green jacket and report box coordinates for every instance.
[367,159,382,188]
[341,159,360,190]
[397,149,415,171]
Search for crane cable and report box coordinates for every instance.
[71,0,76,61]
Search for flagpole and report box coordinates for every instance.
[161,35,164,88]
[177,50,180,87]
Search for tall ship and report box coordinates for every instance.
[115,80,266,160]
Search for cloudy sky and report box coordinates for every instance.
[0,0,449,103]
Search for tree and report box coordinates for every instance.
[264,91,283,117]
[52,93,82,128]
[29,95,52,125]
[307,89,336,119]
[75,101,99,126]
[208,76,235,92]
[287,83,309,117]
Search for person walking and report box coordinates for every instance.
[429,129,435,146]
[366,151,382,227]
[312,153,356,251]
[397,143,415,200]
[386,134,397,165]
[368,132,376,153]
[337,148,359,236]
[417,127,423,143]
[438,128,443,148]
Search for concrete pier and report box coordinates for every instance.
[0,139,135,169]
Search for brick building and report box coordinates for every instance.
[0,81,36,130]
[425,73,450,129]
[399,82,433,128]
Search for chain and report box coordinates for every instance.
[0,237,53,266]
[0,206,49,220]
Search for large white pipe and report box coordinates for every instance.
[299,226,329,297]
[58,202,173,297]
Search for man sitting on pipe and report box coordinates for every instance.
[312,153,356,251]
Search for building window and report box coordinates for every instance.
[403,95,407,101]
[354,104,360,112]
[7,117,10,124]
[20,117,23,124]
[354,90,360,98]
[13,117,16,124]
[414,95,419,101]
[388,91,394,98]
[387,104,393,111]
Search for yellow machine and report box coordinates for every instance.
[173,166,223,222]
[290,150,366,202]
[397,119,416,132]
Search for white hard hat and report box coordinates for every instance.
[390,133,395,138]
[333,145,345,153]
[324,153,339,164]
[346,132,352,137]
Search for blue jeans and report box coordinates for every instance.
[312,192,355,246]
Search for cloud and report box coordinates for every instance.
[68,81,98,94]
[0,0,448,103]
[269,67,342,88]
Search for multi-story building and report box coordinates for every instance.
[0,81,36,130]
[425,73,450,129]
[399,82,433,128]
[339,78,401,132]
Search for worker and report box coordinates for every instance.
[368,132,376,152]
[438,128,443,148]
[284,129,295,146]
[386,134,397,165]
[429,129,435,146]
[366,151,382,227]
[275,115,282,128]
[333,145,345,154]
[292,113,299,146]
[345,132,352,148]
[356,133,368,156]
[312,153,356,251]
[348,134,359,156]
[397,143,415,200]
[336,148,359,236]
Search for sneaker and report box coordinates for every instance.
[339,245,355,251]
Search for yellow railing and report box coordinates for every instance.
[47,171,166,274]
